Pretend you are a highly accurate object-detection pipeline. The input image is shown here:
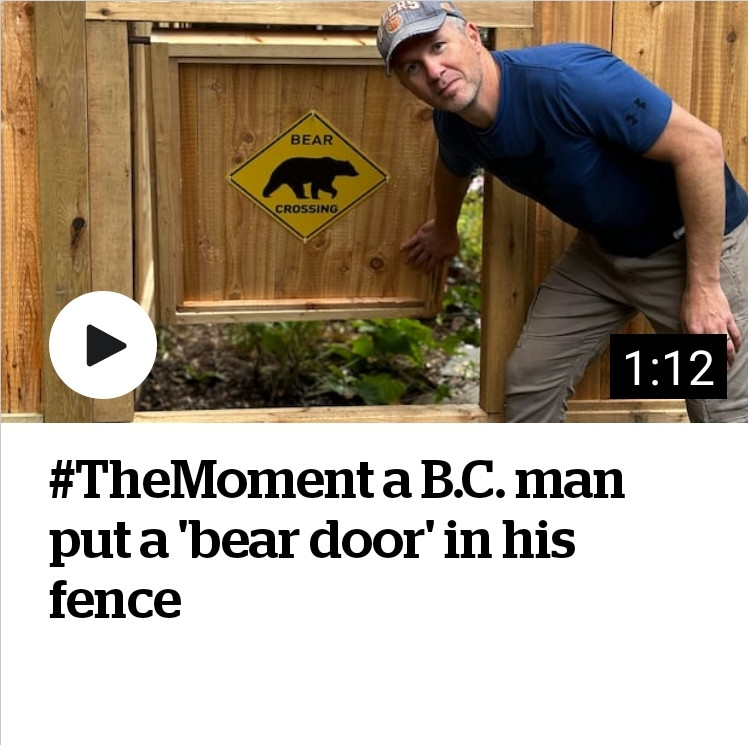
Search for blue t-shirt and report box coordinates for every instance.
[435,44,748,257]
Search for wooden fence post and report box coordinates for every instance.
[87,20,134,422]
[2,2,42,415]
[36,1,92,422]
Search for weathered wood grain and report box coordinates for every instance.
[87,20,134,421]
[85,2,534,27]
[2,2,42,414]
[36,2,92,421]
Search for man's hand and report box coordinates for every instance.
[400,219,460,274]
[645,104,738,367]
[681,281,741,367]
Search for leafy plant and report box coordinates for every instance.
[227,321,329,404]
[323,318,453,405]
[437,175,483,347]
[184,363,226,385]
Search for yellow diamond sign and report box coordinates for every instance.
[228,111,389,243]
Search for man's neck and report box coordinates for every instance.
[459,51,501,130]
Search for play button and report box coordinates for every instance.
[49,291,157,399]
[87,325,127,367]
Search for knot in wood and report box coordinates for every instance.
[369,257,385,271]
[727,29,738,43]
[310,234,330,250]
[70,217,86,249]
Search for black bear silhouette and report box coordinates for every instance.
[263,157,359,200]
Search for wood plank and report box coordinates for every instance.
[86,2,534,27]
[480,27,532,415]
[355,67,440,312]
[565,400,689,423]
[179,297,424,309]
[612,1,695,108]
[86,20,134,422]
[1,2,42,414]
[151,42,182,323]
[534,0,613,47]
[172,296,429,325]
[152,30,380,59]
[131,400,687,423]
[134,404,491,423]
[178,63,205,301]
[1,401,688,424]
[35,2,92,422]
[0,413,45,423]
[481,179,528,415]
[225,64,282,303]
[691,1,748,187]
[607,1,696,395]
[132,22,158,324]
[531,1,613,402]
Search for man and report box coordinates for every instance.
[377,1,748,422]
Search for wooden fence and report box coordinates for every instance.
[2,1,746,421]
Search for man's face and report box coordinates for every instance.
[391,20,484,115]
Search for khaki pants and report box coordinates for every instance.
[505,219,748,422]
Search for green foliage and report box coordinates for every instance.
[156,327,175,359]
[353,374,408,407]
[184,363,226,385]
[323,318,452,405]
[457,183,484,265]
[438,177,483,347]
[227,321,328,404]
[220,316,458,406]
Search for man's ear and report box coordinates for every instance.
[465,22,482,50]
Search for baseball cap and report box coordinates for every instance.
[377,1,466,75]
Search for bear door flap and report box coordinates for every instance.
[150,31,448,324]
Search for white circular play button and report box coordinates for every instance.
[49,291,157,399]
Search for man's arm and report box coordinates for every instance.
[400,156,472,274]
[644,101,741,364]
